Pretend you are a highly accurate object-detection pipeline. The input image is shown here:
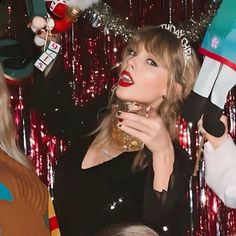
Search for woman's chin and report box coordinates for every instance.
[115,86,129,97]
[115,89,124,99]
[116,94,130,102]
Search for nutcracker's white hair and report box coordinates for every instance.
[69,0,99,11]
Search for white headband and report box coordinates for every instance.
[158,23,192,60]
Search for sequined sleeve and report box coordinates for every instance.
[142,144,193,235]
[31,56,109,142]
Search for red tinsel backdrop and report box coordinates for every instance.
[1,0,236,235]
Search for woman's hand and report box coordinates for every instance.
[198,115,228,149]
[117,108,172,155]
[117,108,174,191]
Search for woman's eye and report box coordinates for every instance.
[127,48,136,56]
[147,59,157,66]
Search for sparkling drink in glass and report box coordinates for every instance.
[111,101,147,152]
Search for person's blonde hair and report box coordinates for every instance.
[92,26,200,169]
[123,26,200,139]
[95,223,159,236]
[0,64,31,168]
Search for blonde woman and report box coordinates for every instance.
[36,25,201,236]
[0,65,60,236]
[95,223,159,236]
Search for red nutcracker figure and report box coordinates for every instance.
[31,0,99,46]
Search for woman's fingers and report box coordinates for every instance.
[116,111,170,153]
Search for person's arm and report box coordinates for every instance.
[31,55,109,142]
[117,109,192,234]
[151,133,174,193]
[204,136,236,208]
[199,115,236,208]
[142,145,192,234]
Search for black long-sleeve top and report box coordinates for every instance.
[31,57,193,236]
[53,136,192,236]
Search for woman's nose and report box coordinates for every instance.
[127,57,135,69]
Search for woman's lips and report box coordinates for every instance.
[118,70,134,87]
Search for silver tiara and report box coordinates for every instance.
[158,23,192,60]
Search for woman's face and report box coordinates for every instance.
[116,45,169,109]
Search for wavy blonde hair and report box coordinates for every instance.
[96,223,159,236]
[0,64,31,168]
[92,26,200,168]
[132,26,200,139]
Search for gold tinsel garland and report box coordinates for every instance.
[84,1,135,42]
[85,1,221,43]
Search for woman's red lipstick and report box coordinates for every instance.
[119,70,134,87]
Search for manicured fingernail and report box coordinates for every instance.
[118,118,123,122]
[116,111,122,117]
[117,123,122,128]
